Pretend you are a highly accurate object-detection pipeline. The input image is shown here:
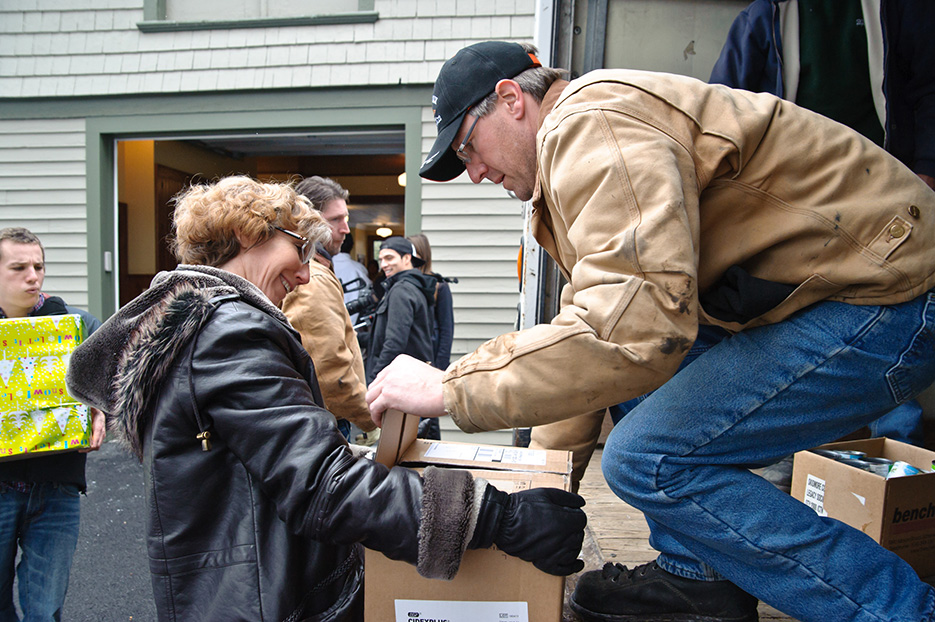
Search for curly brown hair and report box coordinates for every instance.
[170,176,330,267]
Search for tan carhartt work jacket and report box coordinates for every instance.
[441,70,935,476]
[282,255,376,433]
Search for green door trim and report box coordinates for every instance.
[77,87,429,317]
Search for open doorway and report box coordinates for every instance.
[115,130,406,306]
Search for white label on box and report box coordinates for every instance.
[394,599,528,622]
[499,447,547,466]
[423,443,547,466]
[423,443,479,461]
[804,474,828,517]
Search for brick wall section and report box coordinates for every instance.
[0,0,536,97]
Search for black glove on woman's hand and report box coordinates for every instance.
[469,485,587,576]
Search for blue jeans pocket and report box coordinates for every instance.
[886,291,935,403]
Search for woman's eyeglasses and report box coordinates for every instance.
[274,226,312,264]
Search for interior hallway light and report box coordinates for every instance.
[397,172,407,187]
[376,226,393,238]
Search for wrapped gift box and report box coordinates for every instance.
[0,314,91,461]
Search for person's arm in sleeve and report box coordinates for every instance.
[282,272,375,432]
[889,0,935,184]
[370,286,419,375]
[442,105,701,433]
[527,279,609,490]
[70,305,107,451]
[191,308,586,576]
[709,1,781,94]
[433,281,454,369]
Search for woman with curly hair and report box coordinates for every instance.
[65,176,586,621]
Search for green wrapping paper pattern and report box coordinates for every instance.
[0,314,90,461]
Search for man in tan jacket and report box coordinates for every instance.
[282,176,377,444]
[367,41,935,622]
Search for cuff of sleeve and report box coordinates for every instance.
[467,482,507,550]
[440,377,483,434]
[416,467,486,580]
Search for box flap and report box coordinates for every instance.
[881,438,935,470]
[373,409,420,468]
[374,410,572,474]
[818,437,885,457]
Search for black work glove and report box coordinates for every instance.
[469,485,587,576]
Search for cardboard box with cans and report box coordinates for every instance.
[791,437,935,577]
[365,409,573,622]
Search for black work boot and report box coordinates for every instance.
[570,561,759,622]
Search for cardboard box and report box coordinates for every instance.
[791,437,935,576]
[0,314,91,462]
[365,410,573,622]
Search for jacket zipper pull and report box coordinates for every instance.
[196,431,212,452]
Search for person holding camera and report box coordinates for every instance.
[334,232,372,326]
[281,176,377,443]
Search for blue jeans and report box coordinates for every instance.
[0,483,81,622]
[868,400,925,445]
[603,293,935,622]
[336,418,351,441]
[610,329,928,446]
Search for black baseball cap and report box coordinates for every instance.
[419,41,541,182]
[379,236,425,267]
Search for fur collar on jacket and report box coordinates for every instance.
[65,265,289,460]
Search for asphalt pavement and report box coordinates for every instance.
[65,439,157,621]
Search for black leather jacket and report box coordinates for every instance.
[66,266,484,621]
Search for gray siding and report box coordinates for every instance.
[0,118,92,311]
[0,0,535,96]
[421,178,525,362]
